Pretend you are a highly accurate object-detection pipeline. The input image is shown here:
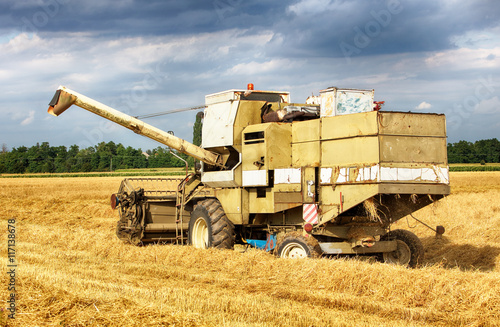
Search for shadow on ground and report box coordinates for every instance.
[421,236,500,271]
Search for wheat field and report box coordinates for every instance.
[0,173,499,326]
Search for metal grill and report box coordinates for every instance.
[119,177,184,198]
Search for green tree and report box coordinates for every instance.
[193,111,203,146]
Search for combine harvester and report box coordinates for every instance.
[48,84,449,267]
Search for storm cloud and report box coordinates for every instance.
[0,0,499,150]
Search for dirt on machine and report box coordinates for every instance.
[47,84,450,267]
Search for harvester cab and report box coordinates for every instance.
[48,84,450,267]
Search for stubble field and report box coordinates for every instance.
[1,172,500,326]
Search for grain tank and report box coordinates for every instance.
[48,85,450,267]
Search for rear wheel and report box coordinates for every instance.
[188,199,235,250]
[275,232,322,259]
[382,229,424,268]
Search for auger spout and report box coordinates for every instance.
[48,86,223,168]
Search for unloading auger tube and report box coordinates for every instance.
[47,86,224,168]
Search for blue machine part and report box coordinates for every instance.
[246,234,277,252]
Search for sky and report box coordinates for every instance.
[1,0,499,152]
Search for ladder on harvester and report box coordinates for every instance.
[174,173,208,245]
[175,177,188,245]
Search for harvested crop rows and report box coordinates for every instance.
[1,173,500,326]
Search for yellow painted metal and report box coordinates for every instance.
[215,188,249,225]
[49,86,223,167]
[233,100,267,150]
[292,141,320,167]
[378,183,450,195]
[248,188,275,213]
[274,192,302,212]
[318,183,379,224]
[292,119,320,167]
[242,123,292,171]
[321,111,378,140]
[380,135,447,164]
[321,136,380,166]
[274,182,301,192]
[242,138,266,171]
[378,112,446,137]
[266,124,292,169]
[292,119,320,142]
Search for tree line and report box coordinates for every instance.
[447,138,500,164]
[1,137,499,174]
[0,141,191,174]
[0,112,203,174]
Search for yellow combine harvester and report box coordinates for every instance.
[48,85,449,267]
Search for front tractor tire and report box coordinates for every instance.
[188,199,235,250]
[275,232,322,259]
[382,229,424,268]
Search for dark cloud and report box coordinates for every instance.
[0,0,499,148]
[265,0,500,59]
[4,0,499,59]
[2,0,288,37]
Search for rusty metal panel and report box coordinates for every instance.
[319,184,379,221]
[267,123,292,169]
[242,142,266,171]
[292,141,320,167]
[274,180,301,193]
[215,188,243,224]
[292,119,320,143]
[274,192,302,202]
[242,123,292,176]
[274,192,302,212]
[380,135,447,164]
[378,183,450,195]
[378,112,446,137]
[233,100,268,149]
[321,111,378,141]
[322,136,380,166]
